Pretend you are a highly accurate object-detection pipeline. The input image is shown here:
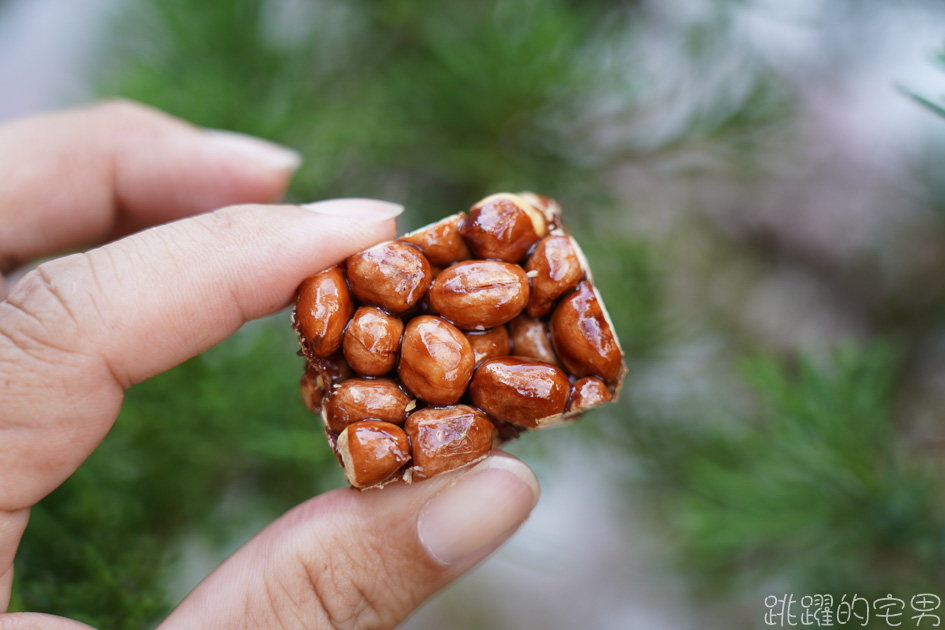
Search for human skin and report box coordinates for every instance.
[0,101,539,630]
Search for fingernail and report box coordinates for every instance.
[302,198,404,223]
[417,456,540,566]
[204,129,302,171]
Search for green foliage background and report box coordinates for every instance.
[9,1,945,629]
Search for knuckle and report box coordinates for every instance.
[90,98,159,125]
[87,99,185,144]
[204,204,256,233]
[0,252,117,380]
[5,257,86,338]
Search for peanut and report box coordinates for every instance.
[508,314,560,368]
[343,306,404,376]
[429,260,530,330]
[346,241,432,314]
[295,266,353,358]
[399,213,472,266]
[404,405,497,479]
[398,315,475,405]
[469,357,570,428]
[567,376,613,412]
[464,326,511,366]
[524,234,584,318]
[336,421,411,489]
[550,281,623,382]
[460,193,546,263]
[323,378,412,434]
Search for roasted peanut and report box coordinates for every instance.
[469,357,570,428]
[346,241,433,314]
[399,213,472,266]
[429,260,530,330]
[550,281,623,382]
[336,420,411,489]
[404,405,497,480]
[567,376,613,412]
[295,266,354,358]
[508,314,560,367]
[323,378,412,435]
[525,234,584,318]
[343,306,405,376]
[464,326,511,365]
[398,315,475,405]
[460,193,547,263]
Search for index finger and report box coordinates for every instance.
[0,100,300,273]
[0,200,400,512]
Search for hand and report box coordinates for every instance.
[0,101,540,629]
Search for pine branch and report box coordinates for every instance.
[899,41,945,119]
[622,344,945,601]
[905,90,945,119]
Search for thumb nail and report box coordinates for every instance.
[204,129,302,172]
[302,198,404,223]
[417,455,540,566]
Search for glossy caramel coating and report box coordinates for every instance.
[508,314,560,367]
[323,378,412,434]
[469,357,570,428]
[460,193,546,263]
[404,405,497,479]
[346,241,433,314]
[550,281,623,382]
[295,192,627,488]
[429,260,530,330]
[567,377,613,412]
[295,266,353,358]
[309,349,355,385]
[464,326,511,366]
[525,234,584,318]
[398,316,475,405]
[343,306,405,376]
[399,213,472,266]
[336,421,411,489]
[300,364,329,413]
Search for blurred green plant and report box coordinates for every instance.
[99,0,630,223]
[619,344,945,626]
[96,0,782,225]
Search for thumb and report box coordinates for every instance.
[159,454,540,630]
